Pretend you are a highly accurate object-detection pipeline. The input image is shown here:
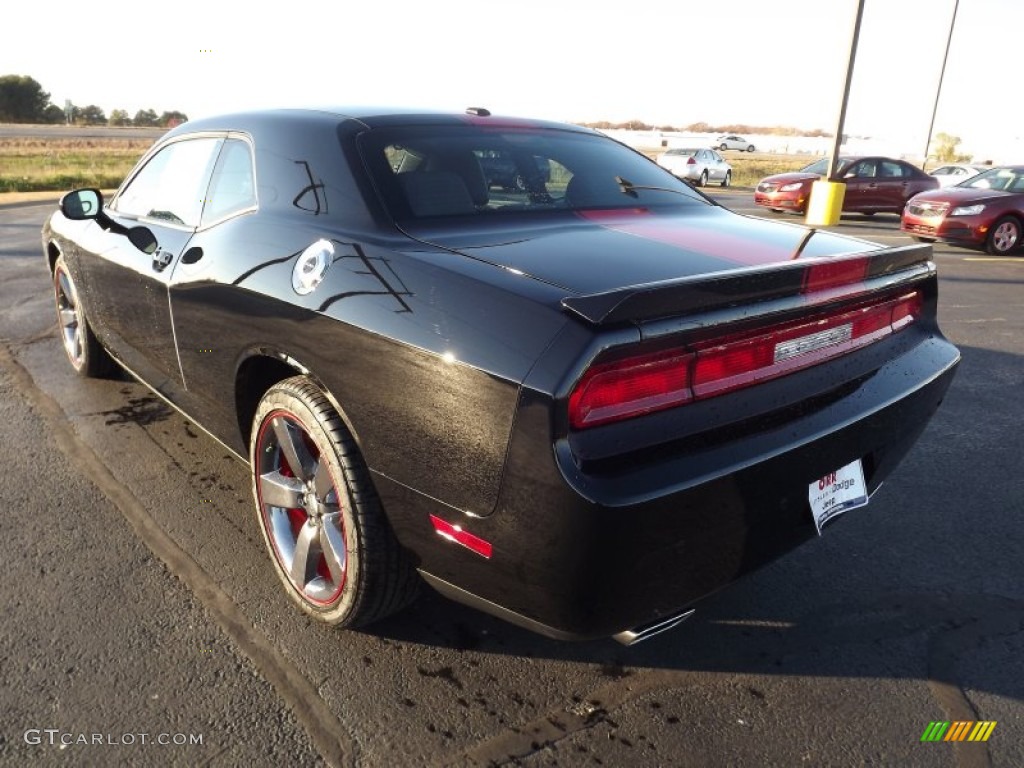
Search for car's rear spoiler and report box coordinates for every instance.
[560,243,933,326]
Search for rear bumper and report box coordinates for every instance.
[387,333,959,640]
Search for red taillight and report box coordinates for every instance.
[569,350,693,429]
[687,157,696,165]
[569,291,923,429]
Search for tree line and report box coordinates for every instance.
[0,75,187,127]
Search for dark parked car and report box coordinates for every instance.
[902,165,1024,255]
[42,108,959,644]
[755,156,939,215]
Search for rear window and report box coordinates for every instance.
[358,124,705,221]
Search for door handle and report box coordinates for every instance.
[152,249,173,272]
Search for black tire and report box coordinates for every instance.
[250,376,418,627]
[52,255,114,378]
[719,143,728,151]
[720,171,732,188]
[698,170,708,187]
[911,236,936,243]
[746,145,755,152]
[986,216,1021,255]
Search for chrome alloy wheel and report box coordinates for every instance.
[54,266,85,369]
[989,218,1020,254]
[255,410,348,605]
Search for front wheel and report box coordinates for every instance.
[986,216,1021,255]
[250,376,418,627]
[720,171,732,188]
[697,170,708,187]
[52,255,113,378]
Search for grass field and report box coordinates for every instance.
[638,148,814,188]
[0,135,815,194]
[0,137,152,193]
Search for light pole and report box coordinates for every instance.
[921,0,960,170]
[806,0,865,226]
[827,0,866,180]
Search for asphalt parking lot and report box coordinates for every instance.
[0,194,1021,767]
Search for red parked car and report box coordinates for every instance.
[755,156,938,216]
[902,166,1024,255]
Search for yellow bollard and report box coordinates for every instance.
[805,180,846,226]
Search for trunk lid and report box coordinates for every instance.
[400,207,874,297]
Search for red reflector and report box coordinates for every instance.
[429,515,492,559]
[803,258,869,293]
[569,351,692,429]
[687,156,696,165]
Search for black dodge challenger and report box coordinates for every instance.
[42,108,960,644]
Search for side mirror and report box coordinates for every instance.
[60,188,159,254]
[60,189,103,220]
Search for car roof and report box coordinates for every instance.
[168,107,597,137]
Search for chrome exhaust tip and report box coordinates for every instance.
[612,609,695,646]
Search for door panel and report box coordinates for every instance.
[79,136,223,396]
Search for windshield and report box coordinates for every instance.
[799,157,853,176]
[959,167,1024,191]
[358,124,706,221]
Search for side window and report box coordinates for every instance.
[845,160,876,179]
[202,139,256,226]
[880,161,906,178]
[113,138,221,227]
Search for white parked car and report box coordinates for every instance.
[929,163,986,187]
[716,135,756,152]
[658,147,732,187]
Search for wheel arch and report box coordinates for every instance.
[234,348,361,455]
[46,240,62,274]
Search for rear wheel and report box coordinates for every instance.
[250,376,418,627]
[698,170,708,187]
[747,145,755,152]
[986,216,1021,255]
[719,143,728,151]
[52,256,113,378]
[720,171,732,188]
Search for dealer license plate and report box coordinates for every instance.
[808,459,869,535]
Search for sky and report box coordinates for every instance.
[2,0,1020,158]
